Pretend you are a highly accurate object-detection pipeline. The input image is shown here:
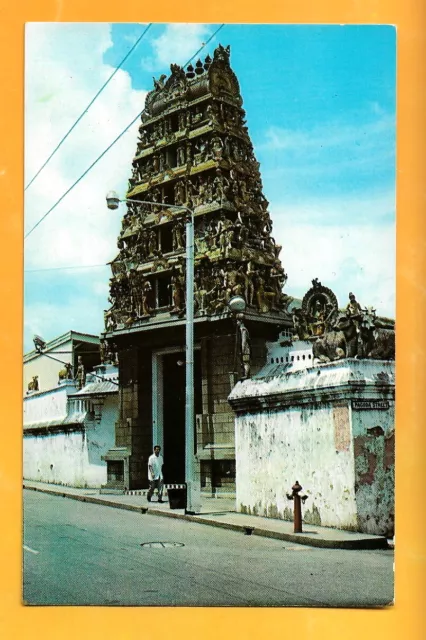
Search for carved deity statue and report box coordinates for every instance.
[178,111,186,130]
[194,272,208,314]
[142,280,153,316]
[148,230,157,257]
[309,299,326,336]
[75,356,86,390]
[193,105,203,125]
[172,219,185,250]
[255,276,275,313]
[174,180,186,205]
[210,135,224,161]
[237,319,251,378]
[185,141,192,164]
[269,264,286,301]
[212,169,229,203]
[170,274,185,312]
[195,137,209,163]
[292,308,309,340]
[206,103,220,126]
[176,144,186,166]
[224,263,244,299]
[346,292,362,320]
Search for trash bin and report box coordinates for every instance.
[167,484,187,509]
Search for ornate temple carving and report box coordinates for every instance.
[105,45,290,331]
[293,281,395,362]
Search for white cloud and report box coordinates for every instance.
[24,295,105,353]
[24,23,148,348]
[25,23,147,271]
[256,112,395,192]
[271,194,395,318]
[141,23,213,71]
[260,113,394,153]
[271,189,395,226]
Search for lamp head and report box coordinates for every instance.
[33,334,47,353]
[228,295,246,314]
[106,190,121,210]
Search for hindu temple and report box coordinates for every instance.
[101,44,292,492]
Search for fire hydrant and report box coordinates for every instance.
[286,480,308,533]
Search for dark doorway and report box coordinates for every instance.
[162,350,201,483]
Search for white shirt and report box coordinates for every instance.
[148,453,163,481]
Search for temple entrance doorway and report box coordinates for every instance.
[152,348,202,484]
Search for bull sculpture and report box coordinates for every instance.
[58,362,73,382]
[358,308,395,360]
[312,309,395,363]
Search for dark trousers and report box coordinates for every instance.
[147,478,163,500]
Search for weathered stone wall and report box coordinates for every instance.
[234,404,358,528]
[23,396,117,488]
[352,410,395,536]
[24,383,72,423]
[229,359,395,535]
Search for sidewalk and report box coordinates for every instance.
[23,480,390,550]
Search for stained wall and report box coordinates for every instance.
[229,358,395,535]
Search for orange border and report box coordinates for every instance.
[1,2,425,638]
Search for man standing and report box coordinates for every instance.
[147,445,164,503]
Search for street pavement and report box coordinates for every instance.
[23,489,394,607]
[23,480,390,550]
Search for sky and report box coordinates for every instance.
[24,23,396,354]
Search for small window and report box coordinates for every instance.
[166,148,177,170]
[156,276,172,308]
[107,461,124,484]
[170,113,179,132]
[160,225,173,253]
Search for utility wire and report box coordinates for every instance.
[25,264,109,273]
[24,23,225,241]
[25,23,153,191]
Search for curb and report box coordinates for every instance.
[23,484,389,550]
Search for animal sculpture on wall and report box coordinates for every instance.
[27,375,39,392]
[58,363,73,381]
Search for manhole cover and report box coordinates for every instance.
[140,541,185,549]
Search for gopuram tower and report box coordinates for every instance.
[102,45,292,492]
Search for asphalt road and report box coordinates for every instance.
[23,490,394,607]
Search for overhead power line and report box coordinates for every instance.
[25,23,153,191]
[25,264,109,273]
[24,23,225,241]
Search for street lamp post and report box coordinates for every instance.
[106,191,201,514]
